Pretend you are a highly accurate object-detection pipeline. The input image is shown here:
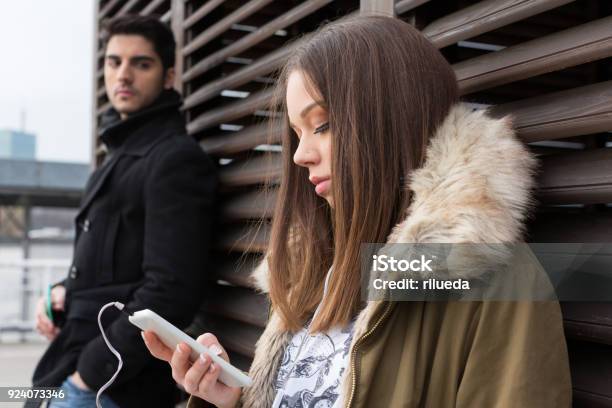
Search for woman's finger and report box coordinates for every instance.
[196,333,229,362]
[183,353,212,395]
[197,361,222,397]
[170,342,191,383]
[142,331,173,361]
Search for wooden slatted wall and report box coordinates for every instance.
[394,2,612,405]
[93,0,611,405]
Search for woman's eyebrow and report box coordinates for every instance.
[300,100,326,118]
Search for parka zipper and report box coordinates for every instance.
[345,301,395,408]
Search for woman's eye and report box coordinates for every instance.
[314,122,329,134]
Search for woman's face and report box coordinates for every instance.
[286,70,333,206]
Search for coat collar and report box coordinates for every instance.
[76,90,185,219]
[99,89,185,157]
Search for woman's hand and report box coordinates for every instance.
[142,331,241,408]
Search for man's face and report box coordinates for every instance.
[104,34,175,119]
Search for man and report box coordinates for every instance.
[31,15,217,407]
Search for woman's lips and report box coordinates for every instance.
[314,179,331,196]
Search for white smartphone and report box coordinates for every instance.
[129,309,252,388]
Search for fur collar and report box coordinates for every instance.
[240,103,537,407]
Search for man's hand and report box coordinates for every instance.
[35,285,66,341]
[70,371,91,391]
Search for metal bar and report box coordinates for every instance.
[19,203,31,343]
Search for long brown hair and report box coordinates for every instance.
[266,15,459,332]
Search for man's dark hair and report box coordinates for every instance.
[101,14,176,70]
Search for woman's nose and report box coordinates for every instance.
[293,136,319,167]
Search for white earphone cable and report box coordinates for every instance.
[96,301,125,408]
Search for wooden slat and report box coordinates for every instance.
[99,0,123,20]
[566,340,612,403]
[115,0,140,17]
[214,253,263,287]
[490,81,612,143]
[572,389,612,408]
[184,0,226,29]
[171,0,185,93]
[182,0,332,82]
[205,285,269,327]
[161,9,171,23]
[563,303,612,345]
[422,0,575,49]
[183,45,293,109]
[360,0,394,15]
[183,0,274,57]
[187,89,273,134]
[222,189,277,220]
[218,222,270,252]
[537,148,612,205]
[219,154,281,188]
[205,315,262,358]
[140,0,166,15]
[395,0,430,15]
[200,123,281,156]
[529,212,612,242]
[455,16,612,94]
[96,101,112,116]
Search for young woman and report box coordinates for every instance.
[143,15,572,408]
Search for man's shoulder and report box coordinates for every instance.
[149,132,207,159]
[147,133,216,172]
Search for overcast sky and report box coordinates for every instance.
[0,0,95,163]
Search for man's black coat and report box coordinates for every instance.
[32,90,217,407]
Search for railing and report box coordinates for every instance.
[0,259,70,342]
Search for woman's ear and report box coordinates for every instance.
[163,67,176,89]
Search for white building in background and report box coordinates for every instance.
[0,129,36,160]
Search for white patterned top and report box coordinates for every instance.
[272,267,356,408]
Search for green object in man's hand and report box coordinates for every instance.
[46,284,53,322]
